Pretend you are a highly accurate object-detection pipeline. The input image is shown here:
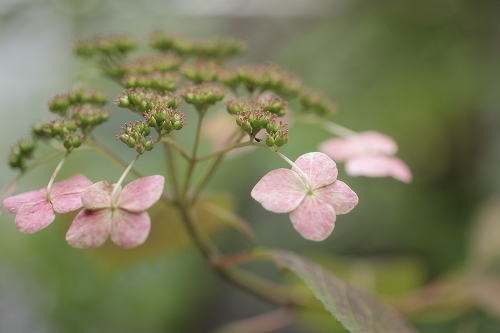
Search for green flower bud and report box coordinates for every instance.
[144,141,154,151]
[265,136,275,147]
[162,121,173,132]
[126,137,136,148]
[173,121,183,130]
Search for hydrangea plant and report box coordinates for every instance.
[1,31,414,333]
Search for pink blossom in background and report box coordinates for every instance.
[251,152,358,241]
[2,174,92,233]
[319,131,412,183]
[66,175,164,248]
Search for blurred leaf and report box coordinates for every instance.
[303,253,427,298]
[273,250,417,333]
[197,198,256,244]
[467,196,500,272]
[467,275,500,320]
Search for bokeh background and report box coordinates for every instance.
[1,0,500,332]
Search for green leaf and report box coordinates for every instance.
[273,250,417,333]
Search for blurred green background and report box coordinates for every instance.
[1,0,500,332]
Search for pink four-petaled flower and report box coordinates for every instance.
[251,152,358,241]
[66,175,164,248]
[2,174,92,233]
[319,131,412,183]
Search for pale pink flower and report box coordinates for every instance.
[2,174,92,233]
[251,152,358,241]
[319,131,412,183]
[66,175,164,248]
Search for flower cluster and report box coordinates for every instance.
[2,30,413,252]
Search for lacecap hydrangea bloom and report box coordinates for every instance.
[251,152,358,241]
[66,175,164,248]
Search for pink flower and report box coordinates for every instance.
[66,175,164,248]
[319,131,412,183]
[251,152,358,241]
[2,174,92,233]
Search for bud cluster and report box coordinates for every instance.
[75,34,137,59]
[300,89,337,116]
[30,90,111,153]
[225,94,287,117]
[48,89,108,116]
[115,88,181,114]
[143,106,186,134]
[149,30,246,59]
[8,139,36,170]
[236,64,302,97]
[72,105,111,129]
[121,71,180,91]
[264,121,289,148]
[179,82,225,111]
[124,53,182,75]
[180,60,219,83]
[32,118,84,150]
[117,121,155,154]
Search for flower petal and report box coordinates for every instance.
[315,180,358,215]
[48,174,93,197]
[319,138,357,162]
[118,175,165,212]
[15,202,55,233]
[359,131,398,155]
[289,195,336,241]
[3,190,45,214]
[345,155,412,183]
[293,152,338,188]
[81,181,114,209]
[251,169,306,213]
[50,174,93,213]
[319,131,398,161]
[110,210,151,248]
[66,208,112,248]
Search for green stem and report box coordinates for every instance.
[297,114,357,137]
[180,111,205,200]
[161,136,192,161]
[110,154,140,203]
[270,148,312,189]
[85,135,143,179]
[163,141,180,199]
[46,151,70,199]
[196,141,257,162]
[177,203,294,306]
[190,135,253,204]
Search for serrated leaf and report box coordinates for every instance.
[273,250,417,333]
